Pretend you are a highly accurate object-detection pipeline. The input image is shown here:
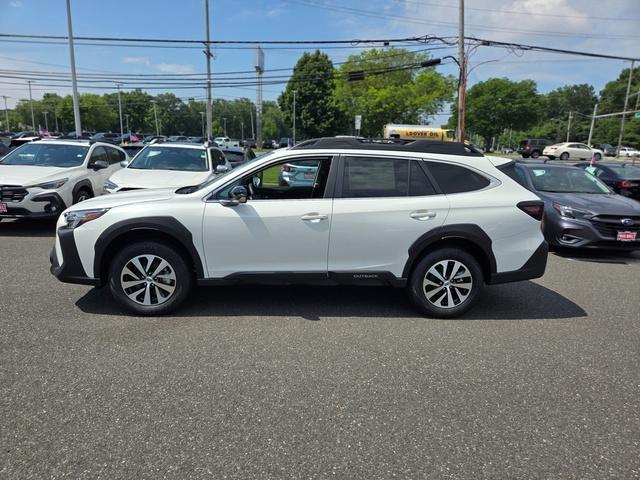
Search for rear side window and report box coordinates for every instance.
[410,161,436,196]
[342,157,408,197]
[427,162,491,194]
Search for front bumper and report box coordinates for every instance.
[0,192,66,219]
[544,216,640,250]
[50,228,101,286]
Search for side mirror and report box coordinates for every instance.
[91,159,109,170]
[120,160,130,168]
[229,185,248,204]
[216,164,229,174]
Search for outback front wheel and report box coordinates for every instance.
[108,241,192,315]
[409,248,483,318]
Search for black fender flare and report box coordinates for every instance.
[402,224,497,279]
[72,179,94,198]
[93,216,205,280]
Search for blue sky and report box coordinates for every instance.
[1,0,638,125]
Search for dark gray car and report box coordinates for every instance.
[512,162,640,249]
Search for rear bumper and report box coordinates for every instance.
[488,241,548,284]
[50,229,101,286]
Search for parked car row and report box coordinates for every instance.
[519,138,639,160]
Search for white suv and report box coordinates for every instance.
[0,140,127,220]
[50,137,548,318]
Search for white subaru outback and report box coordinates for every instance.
[0,139,127,220]
[50,137,548,318]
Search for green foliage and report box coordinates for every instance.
[334,48,455,137]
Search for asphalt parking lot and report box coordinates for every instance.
[1,219,639,479]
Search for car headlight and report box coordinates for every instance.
[62,208,110,229]
[27,178,68,190]
[552,203,592,219]
[103,180,118,191]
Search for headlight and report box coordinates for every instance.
[552,203,591,219]
[62,208,110,229]
[103,180,118,192]
[27,178,68,190]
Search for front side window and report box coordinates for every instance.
[215,157,332,200]
[89,146,109,166]
[427,162,491,194]
[107,147,122,165]
[128,147,208,172]
[0,143,88,167]
[209,149,226,169]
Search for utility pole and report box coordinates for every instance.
[241,121,244,142]
[616,60,635,157]
[292,90,297,144]
[250,105,255,139]
[27,80,35,129]
[200,111,205,138]
[204,0,213,141]
[587,103,598,147]
[566,111,573,142]
[43,111,49,132]
[124,114,130,136]
[2,95,9,131]
[53,104,59,132]
[457,0,466,143]
[223,117,227,136]
[116,83,124,138]
[255,46,264,145]
[152,100,159,135]
[65,0,82,137]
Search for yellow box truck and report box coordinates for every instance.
[383,124,456,141]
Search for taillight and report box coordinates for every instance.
[518,201,544,221]
[619,180,636,188]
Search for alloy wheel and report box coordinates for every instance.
[422,259,473,309]
[120,254,177,306]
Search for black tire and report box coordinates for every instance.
[521,153,530,159]
[108,241,193,315]
[546,156,555,160]
[531,150,540,159]
[594,153,601,161]
[408,248,484,319]
[73,188,92,204]
[559,152,569,161]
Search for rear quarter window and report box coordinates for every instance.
[426,162,491,194]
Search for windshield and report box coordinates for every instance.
[178,150,277,194]
[606,165,640,179]
[529,167,611,194]
[128,146,209,171]
[0,143,88,167]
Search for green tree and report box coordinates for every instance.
[449,78,543,146]
[279,50,343,139]
[335,48,455,137]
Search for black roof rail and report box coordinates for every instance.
[290,137,484,157]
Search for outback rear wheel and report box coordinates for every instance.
[408,248,483,318]
[108,241,192,315]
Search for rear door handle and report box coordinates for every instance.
[410,210,437,221]
[301,212,328,223]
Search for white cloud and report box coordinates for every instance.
[156,63,196,74]
[9,1,22,7]
[268,8,282,17]
[123,56,151,67]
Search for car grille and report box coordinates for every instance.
[0,185,28,202]
[590,215,640,237]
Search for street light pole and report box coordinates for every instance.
[587,103,598,147]
[204,0,213,141]
[200,112,205,138]
[292,89,297,144]
[116,83,124,139]
[124,114,130,136]
[457,0,466,143]
[152,100,159,135]
[566,111,573,142]
[2,95,9,131]
[53,104,59,132]
[27,80,35,129]
[241,121,244,142]
[65,0,82,137]
[43,111,49,132]
[616,60,635,157]
[223,117,227,136]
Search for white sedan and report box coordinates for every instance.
[543,142,603,161]
[104,143,231,193]
[617,146,640,157]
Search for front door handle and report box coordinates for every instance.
[410,210,437,221]
[301,212,328,223]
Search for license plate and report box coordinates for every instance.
[0,202,7,213]
[617,231,637,242]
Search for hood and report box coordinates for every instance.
[0,165,71,186]
[110,168,212,189]
[538,191,640,215]
[68,187,177,211]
